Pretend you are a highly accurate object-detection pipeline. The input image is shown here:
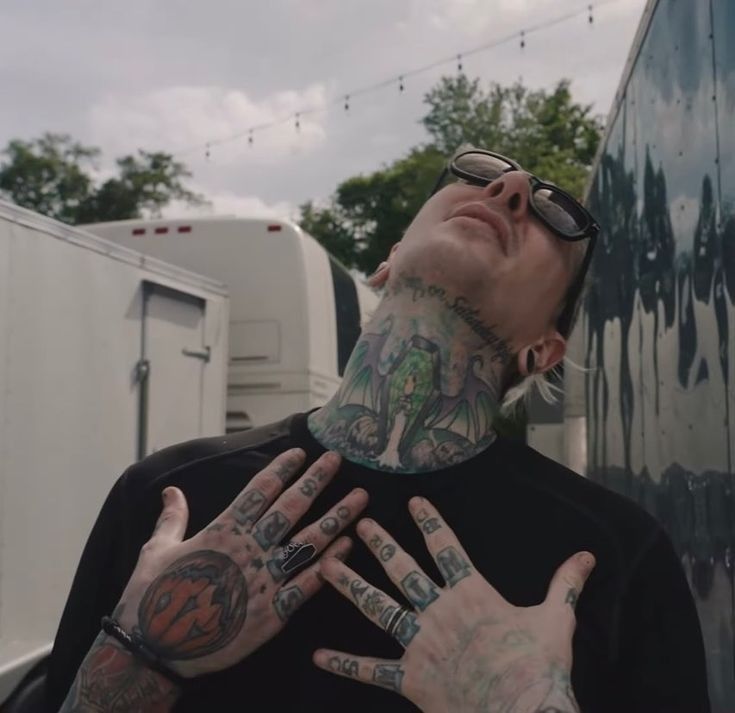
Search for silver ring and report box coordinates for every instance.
[385,606,411,641]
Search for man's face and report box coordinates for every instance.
[388,170,578,352]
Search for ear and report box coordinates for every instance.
[518,331,567,377]
[366,241,401,289]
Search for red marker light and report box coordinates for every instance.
[177,226,191,233]
[132,228,145,235]
[267,224,282,232]
[154,227,169,234]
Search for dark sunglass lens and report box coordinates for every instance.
[454,152,511,182]
[533,188,586,235]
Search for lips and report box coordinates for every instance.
[447,202,512,254]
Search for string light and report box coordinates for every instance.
[173,0,619,157]
[205,142,210,161]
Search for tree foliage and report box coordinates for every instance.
[300,76,603,272]
[0,133,205,224]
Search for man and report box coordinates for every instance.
[47,149,710,712]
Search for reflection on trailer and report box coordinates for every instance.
[86,217,379,432]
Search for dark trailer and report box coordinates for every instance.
[577,0,735,709]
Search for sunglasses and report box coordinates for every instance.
[431,149,600,336]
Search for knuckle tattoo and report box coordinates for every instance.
[421,517,442,534]
[401,571,439,611]
[233,490,266,527]
[273,585,305,622]
[436,546,471,587]
[373,663,404,692]
[252,511,290,549]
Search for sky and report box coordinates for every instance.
[0,0,648,221]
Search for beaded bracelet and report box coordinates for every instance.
[101,616,188,688]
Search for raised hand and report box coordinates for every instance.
[115,448,368,678]
[314,496,594,713]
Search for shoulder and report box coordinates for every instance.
[494,437,663,552]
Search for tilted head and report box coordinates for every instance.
[369,148,599,409]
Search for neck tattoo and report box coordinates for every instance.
[309,276,513,474]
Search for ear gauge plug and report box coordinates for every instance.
[526,351,535,374]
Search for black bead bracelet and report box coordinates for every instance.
[101,616,188,688]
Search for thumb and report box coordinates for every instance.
[545,551,595,614]
[151,486,189,543]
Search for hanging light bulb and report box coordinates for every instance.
[295,113,301,131]
[344,95,350,112]
[588,4,594,24]
[248,130,253,147]
[398,75,405,92]
[520,30,525,50]
[457,54,463,72]
[205,142,210,161]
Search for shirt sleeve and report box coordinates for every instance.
[616,527,711,712]
[44,471,133,711]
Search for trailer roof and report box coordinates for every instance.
[0,199,228,297]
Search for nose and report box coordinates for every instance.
[480,170,531,221]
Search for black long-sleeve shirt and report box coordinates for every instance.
[45,413,711,712]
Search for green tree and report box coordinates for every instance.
[300,76,603,271]
[0,133,206,224]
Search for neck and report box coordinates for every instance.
[308,272,514,473]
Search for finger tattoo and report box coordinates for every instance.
[401,571,439,611]
[336,506,350,520]
[299,478,318,497]
[379,605,420,647]
[421,517,442,534]
[252,511,290,549]
[233,490,267,527]
[379,544,396,562]
[436,546,471,587]
[328,656,359,677]
[565,588,579,610]
[369,534,383,549]
[273,585,305,622]
[361,589,387,617]
[349,579,369,603]
[320,517,339,535]
[373,663,404,692]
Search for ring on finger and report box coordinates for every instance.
[385,606,412,646]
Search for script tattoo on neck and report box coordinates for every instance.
[309,277,509,473]
[389,274,513,364]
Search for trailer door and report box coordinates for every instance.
[137,282,208,458]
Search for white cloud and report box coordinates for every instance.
[162,186,295,222]
[86,83,330,168]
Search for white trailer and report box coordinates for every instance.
[84,217,379,432]
[0,200,229,705]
